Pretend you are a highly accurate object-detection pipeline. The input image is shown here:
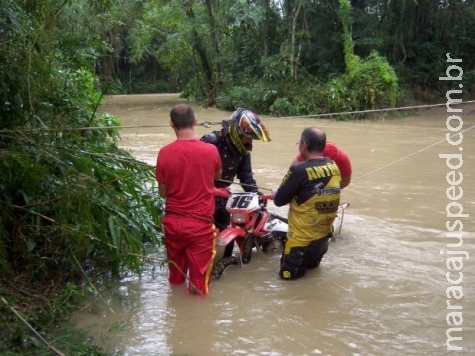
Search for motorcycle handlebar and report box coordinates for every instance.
[259,194,274,201]
[213,188,273,202]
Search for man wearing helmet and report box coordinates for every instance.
[200,108,271,258]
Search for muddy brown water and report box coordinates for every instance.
[68,94,475,355]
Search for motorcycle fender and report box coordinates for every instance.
[216,228,247,246]
[265,220,288,233]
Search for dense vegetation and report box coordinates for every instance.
[1,1,163,354]
[1,0,473,354]
[97,0,474,115]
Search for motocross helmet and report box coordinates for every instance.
[228,109,271,155]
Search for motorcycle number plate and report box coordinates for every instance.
[226,193,259,210]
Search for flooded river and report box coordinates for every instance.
[70,94,474,355]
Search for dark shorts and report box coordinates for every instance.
[279,235,330,280]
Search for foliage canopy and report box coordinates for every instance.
[97,0,473,115]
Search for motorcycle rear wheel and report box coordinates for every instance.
[212,256,240,279]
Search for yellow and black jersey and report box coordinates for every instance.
[274,157,341,248]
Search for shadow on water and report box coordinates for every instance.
[66,94,475,355]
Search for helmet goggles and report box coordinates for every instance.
[232,109,271,142]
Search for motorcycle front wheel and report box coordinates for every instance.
[212,256,240,279]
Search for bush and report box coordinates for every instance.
[344,50,398,109]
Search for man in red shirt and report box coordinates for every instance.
[156,104,222,295]
[293,142,352,189]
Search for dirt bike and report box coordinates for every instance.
[211,188,350,279]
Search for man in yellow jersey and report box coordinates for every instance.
[273,127,341,280]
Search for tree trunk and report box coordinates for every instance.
[290,1,302,77]
[183,0,215,104]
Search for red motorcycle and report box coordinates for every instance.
[211,188,349,279]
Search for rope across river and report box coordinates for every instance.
[2,99,473,187]
[0,100,473,134]
[207,122,475,190]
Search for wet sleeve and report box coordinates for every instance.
[237,154,258,192]
[156,149,166,183]
[273,166,300,207]
[334,148,352,178]
[200,132,218,145]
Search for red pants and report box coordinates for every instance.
[162,215,216,295]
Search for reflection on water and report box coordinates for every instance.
[67,94,475,355]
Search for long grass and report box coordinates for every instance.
[0,2,165,353]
